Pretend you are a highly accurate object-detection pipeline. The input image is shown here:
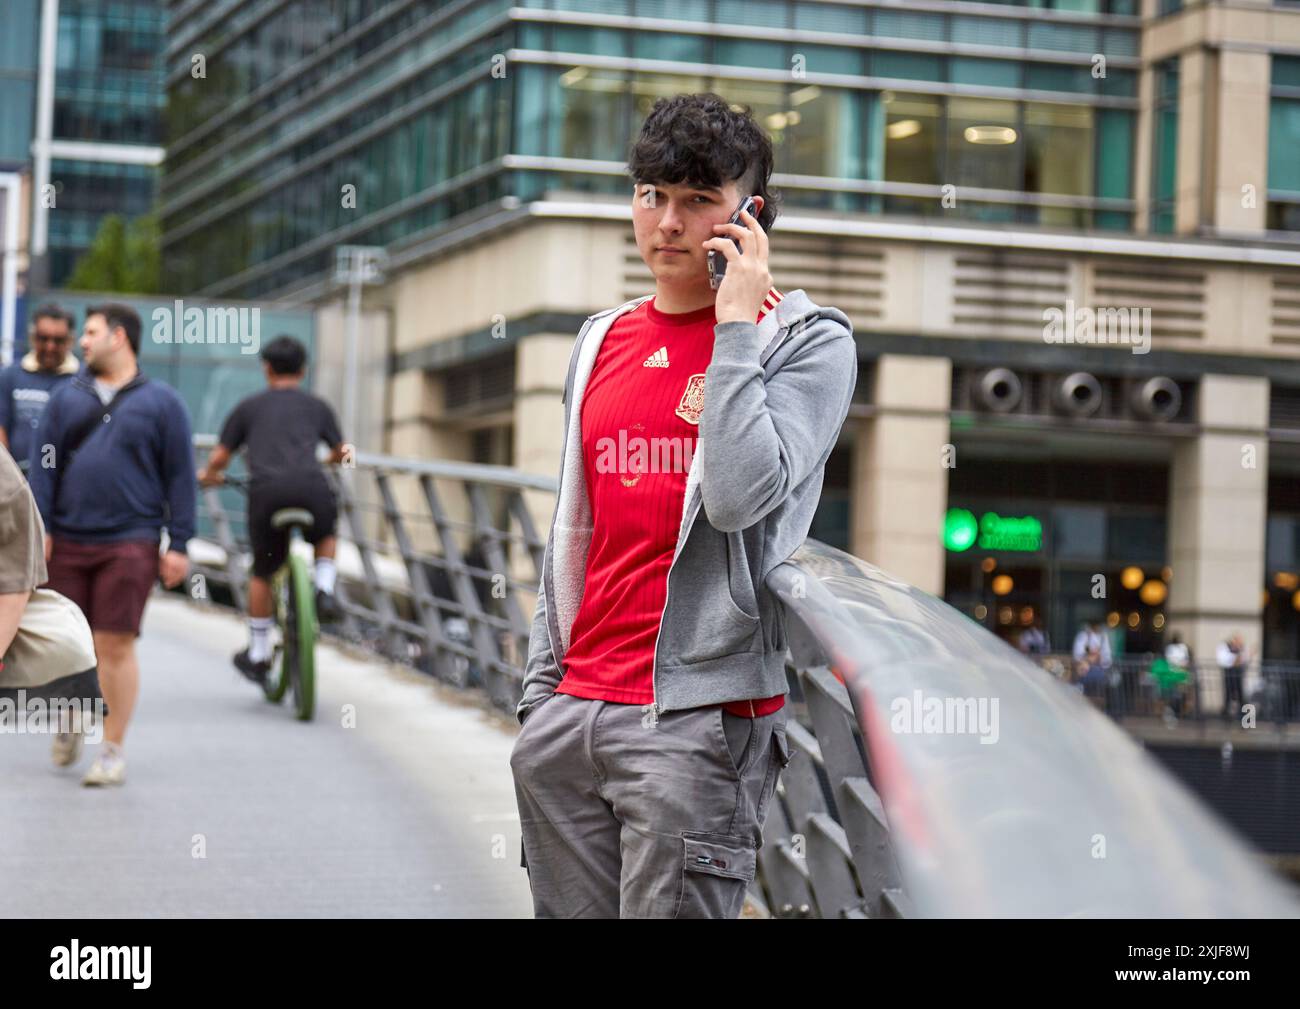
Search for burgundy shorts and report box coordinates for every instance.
[42,538,159,636]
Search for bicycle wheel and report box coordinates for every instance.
[262,569,291,703]
[286,551,316,721]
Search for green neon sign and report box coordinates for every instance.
[943,509,979,552]
[944,509,1042,553]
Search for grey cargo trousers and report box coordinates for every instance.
[509,690,791,918]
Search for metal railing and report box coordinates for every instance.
[765,540,1300,917]
[1030,653,1300,724]
[189,437,1300,918]
[190,435,552,712]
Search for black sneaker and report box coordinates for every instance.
[233,647,270,685]
[315,588,342,625]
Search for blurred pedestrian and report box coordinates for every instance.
[1158,630,1191,718]
[1216,632,1248,721]
[28,303,196,787]
[0,441,102,763]
[1017,617,1049,656]
[0,304,80,476]
[1072,620,1111,699]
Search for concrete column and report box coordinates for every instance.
[852,354,952,596]
[510,332,572,622]
[1175,48,1207,234]
[1167,374,1269,709]
[1207,49,1270,233]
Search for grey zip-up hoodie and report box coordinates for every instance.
[516,288,857,725]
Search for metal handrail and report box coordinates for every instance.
[764,538,1300,918]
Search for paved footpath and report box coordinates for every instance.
[0,593,533,918]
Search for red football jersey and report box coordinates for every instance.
[555,289,786,718]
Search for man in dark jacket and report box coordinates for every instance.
[0,303,81,474]
[29,303,196,787]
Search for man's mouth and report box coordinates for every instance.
[657,246,687,254]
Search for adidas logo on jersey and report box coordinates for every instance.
[642,346,669,368]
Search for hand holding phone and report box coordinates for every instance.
[707,195,758,291]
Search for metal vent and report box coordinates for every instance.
[621,230,885,321]
[951,250,1070,339]
[1271,275,1300,345]
[1090,261,1205,342]
[1270,385,1300,429]
[443,354,515,412]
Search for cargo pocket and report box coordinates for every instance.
[773,724,792,768]
[672,830,757,919]
[755,726,793,837]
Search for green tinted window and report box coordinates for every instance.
[1025,63,1095,94]
[553,26,626,57]
[715,39,787,70]
[718,0,787,28]
[794,3,869,34]
[1095,109,1133,200]
[806,46,864,77]
[632,32,708,63]
[950,58,1020,89]
[1269,99,1300,193]
[1098,69,1137,98]
[874,51,944,82]
[950,16,1022,48]
[1274,57,1300,89]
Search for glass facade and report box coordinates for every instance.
[1149,58,1178,235]
[0,1,40,167]
[47,159,156,283]
[44,0,166,287]
[1269,56,1300,233]
[162,0,1142,298]
[56,0,165,144]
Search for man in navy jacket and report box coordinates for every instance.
[29,303,195,787]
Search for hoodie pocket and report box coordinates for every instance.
[668,525,761,664]
[726,529,761,621]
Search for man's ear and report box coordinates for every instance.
[750,195,765,218]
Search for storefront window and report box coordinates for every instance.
[1023,102,1094,199]
[946,97,1020,191]
[551,67,629,161]
[787,87,869,179]
[883,92,942,185]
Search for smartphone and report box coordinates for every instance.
[707,195,758,290]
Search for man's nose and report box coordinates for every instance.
[659,203,684,233]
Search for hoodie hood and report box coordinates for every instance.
[21,350,81,376]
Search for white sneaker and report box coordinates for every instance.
[51,709,84,767]
[82,746,126,787]
[52,729,84,767]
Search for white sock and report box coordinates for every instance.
[249,616,275,662]
[315,557,337,594]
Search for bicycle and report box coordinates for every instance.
[210,474,317,721]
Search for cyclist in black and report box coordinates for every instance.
[197,336,347,683]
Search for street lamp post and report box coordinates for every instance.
[333,245,388,461]
[0,173,21,367]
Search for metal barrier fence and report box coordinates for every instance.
[190,436,1300,918]
[1031,653,1300,724]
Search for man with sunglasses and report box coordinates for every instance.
[0,304,82,477]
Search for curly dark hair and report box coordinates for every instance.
[627,92,781,233]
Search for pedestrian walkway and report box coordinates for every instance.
[0,594,532,918]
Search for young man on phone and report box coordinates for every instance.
[510,93,858,918]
